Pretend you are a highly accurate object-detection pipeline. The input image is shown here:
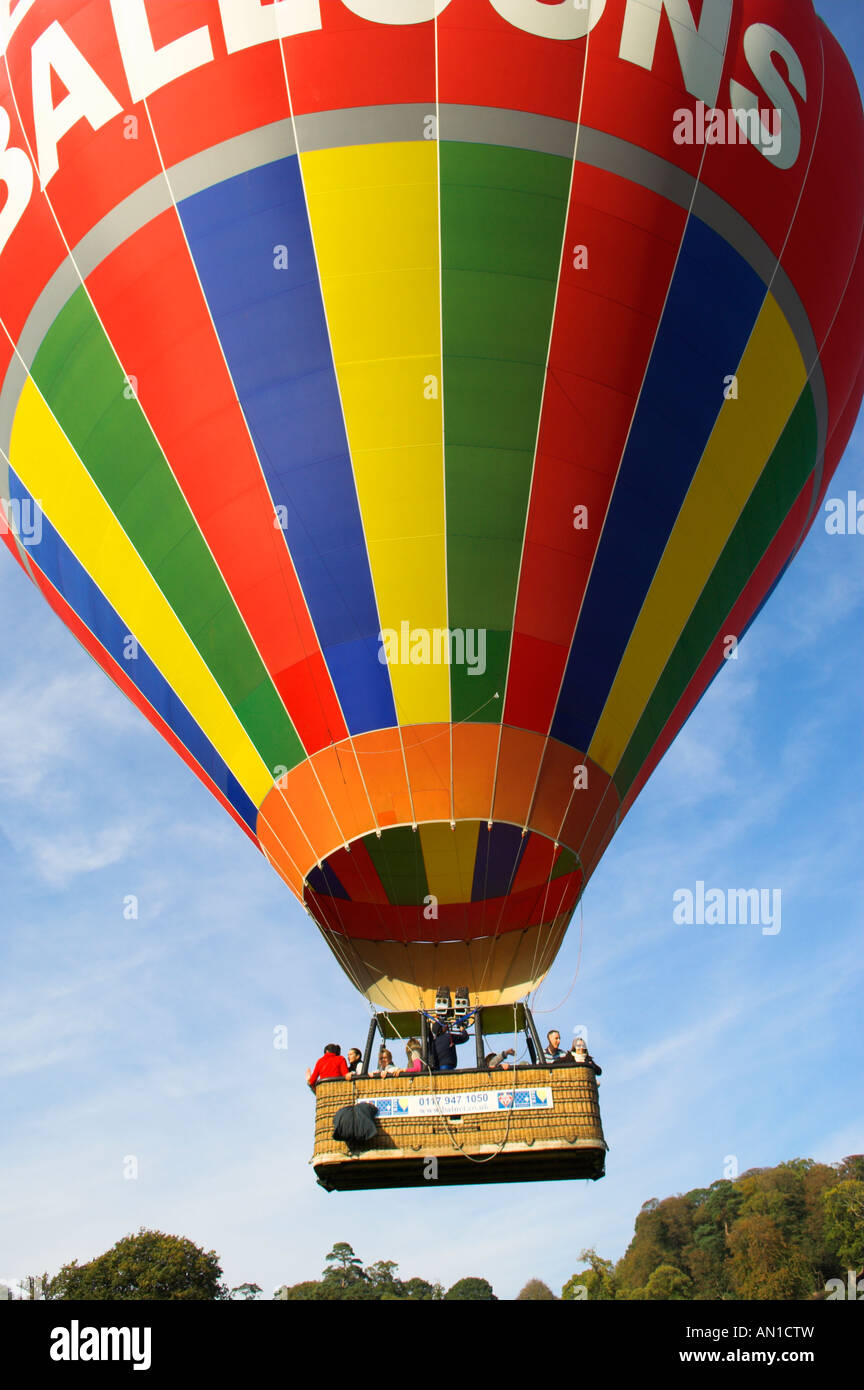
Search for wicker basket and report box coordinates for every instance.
[311,1066,607,1190]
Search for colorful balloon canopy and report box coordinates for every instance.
[1,1,862,1010]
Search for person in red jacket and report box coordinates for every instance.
[306,1043,349,1089]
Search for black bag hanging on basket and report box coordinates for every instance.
[332,1102,379,1146]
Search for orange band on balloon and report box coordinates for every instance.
[256,722,620,900]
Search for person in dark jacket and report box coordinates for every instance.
[306,1043,349,1089]
[346,1047,364,1075]
[429,1020,470,1071]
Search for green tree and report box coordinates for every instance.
[325,1242,363,1277]
[644,1264,693,1300]
[727,1214,813,1300]
[321,1242,367,1297]
[821,1181,864,1270]
[516,1279,557,1300]
[800,1162,844,1282]
[681,1242,727,1301]
[562,1249,617,1301]
[365,1259,401,1297]
[230,1283,262,1300]
[278,1248,446,1301]
[401,1277,443,1301]
[736,1161,811,1246]
[45,1229,228,1301]
[444,1277,496,1300]
[276,1280,326,1300]
[616,1196,692,1291]
[616,1179,744,1300]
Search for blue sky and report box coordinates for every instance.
[1,2,862,1302]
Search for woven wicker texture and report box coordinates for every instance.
[312,1066,605,1161]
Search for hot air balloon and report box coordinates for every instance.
[0,1,862,1187]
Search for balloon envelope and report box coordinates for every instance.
[1,1,862,1009]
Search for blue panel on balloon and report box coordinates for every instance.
[324,635,399,740]
[472,822,526,901]
[306,863,350,899]
[178,158,396,735]
[551,217,766,753]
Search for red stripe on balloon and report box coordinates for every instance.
[146,9,293,168]
[5,0,164,250]
[324,840,390,905]
[504,167,686,732]
[436,0,587,125]
[305,868,582,943]
[510,830,557,894]
[84,209,348,754]
[284,0,435,119]
[742,4,863,358]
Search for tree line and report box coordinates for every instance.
[562,1155,864,1301]
[275,1242,495,1300]
[21,1154,862,1300]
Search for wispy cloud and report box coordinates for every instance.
[0,669,133,800]
[11,822,140,888]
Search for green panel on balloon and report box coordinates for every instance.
[364,826,429,906]
[440,143,571,723]
[615,386,820,798]
[29,287,304,774]
[551,846,579,881]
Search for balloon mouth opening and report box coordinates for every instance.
[301,819,583,944]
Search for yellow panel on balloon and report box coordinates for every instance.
[9,378,273,807]
[420,819,480,904]
[300,140,448,727]
[589,293,807,775]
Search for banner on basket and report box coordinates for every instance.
[370,1087,554,1119]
